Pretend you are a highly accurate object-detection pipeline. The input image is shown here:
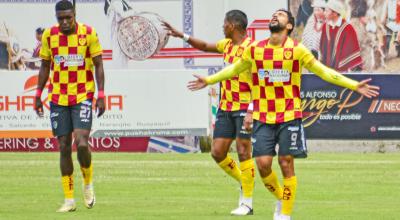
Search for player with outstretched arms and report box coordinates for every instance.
[188,9,380,220]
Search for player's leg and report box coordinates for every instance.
[50,103,76,212]
[72,100,95,209]
[252,121,283,220]
[277,155,295,220]
[276,119,307,219]
[212,110,241,182]
[230,110,254,215]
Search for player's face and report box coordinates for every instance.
[223,19,234,38]
[269,10,292,34]
[56,9,76,35]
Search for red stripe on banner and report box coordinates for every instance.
[248,19,270,30]
[368,100,379,113]
[102,48,222,60]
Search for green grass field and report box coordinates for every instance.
[0,152,399,220]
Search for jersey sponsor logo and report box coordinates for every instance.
[258,69,290,82]
[54,54,84,66]
[258,69,266,79]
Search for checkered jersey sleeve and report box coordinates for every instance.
[215,38,230,53]
[89,28,103,57]
[39,29,51,60]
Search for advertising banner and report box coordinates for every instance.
[302,73,400,139]
[0,69,209,138]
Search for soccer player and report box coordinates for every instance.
[163,10,255,215]
[188,9,380,220]
[34,0,105,212]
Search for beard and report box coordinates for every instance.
[269,22,286,33]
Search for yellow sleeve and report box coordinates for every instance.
[205,59,252,84]
[39,29,51,60]
[89,28,103,57]
[241,44,253,63]
[215,38,230,53]
[298,43,359,91]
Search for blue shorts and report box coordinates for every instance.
[251,119,307,158]
[50,100,93,137]
[213,109,251,139]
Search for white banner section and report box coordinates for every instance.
[0,70,209,138]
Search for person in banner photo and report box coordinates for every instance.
[27,27,44,70]
[384,0,400,57]
[301,0,326,59]
[162,10,256,216]
[320,0,363,72]
[34,1,106,212]
[187,9,380,220]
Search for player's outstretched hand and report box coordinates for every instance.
[96,98,106,117]
[34,97,44,117]
[356,78,380,98]
[161,21,183,38]
[187,74,208,91]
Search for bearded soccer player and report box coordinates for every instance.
[34,0,105,212]
[163,10,255,215]
[188,9,380,220]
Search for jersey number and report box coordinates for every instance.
[80,105,91,119]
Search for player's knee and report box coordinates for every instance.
[211,147,226,162]
[236,141,251,161]
[76,143,89,151]
[278,157,292,169]
[59,145,72,156]
[75,136,89,148]
[255,158,272,177]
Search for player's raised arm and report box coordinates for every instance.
[187,58,251,91]
[162,21,219,53]
[300,44,380,98]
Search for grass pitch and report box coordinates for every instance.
[0,152,399,220]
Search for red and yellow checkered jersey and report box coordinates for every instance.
[241,37,306,123]
[206,37,358,124]
[40,23,103,106]
[215,37,253,111]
